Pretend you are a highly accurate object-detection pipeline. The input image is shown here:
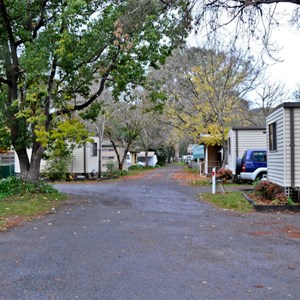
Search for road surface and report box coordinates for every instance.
[0,165,300,299]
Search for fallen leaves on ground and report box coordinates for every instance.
[172,170,209,185]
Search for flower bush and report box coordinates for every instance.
[216,168,233,183]
[255,180,288,204]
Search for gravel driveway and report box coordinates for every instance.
[0,165,299,300]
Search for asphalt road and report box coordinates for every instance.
[0,165,300,300]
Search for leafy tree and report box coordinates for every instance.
[155,47,260,166]
[0,0,191,182]
[190,49,259,153]
[155,147,168,165]
[150,47,212,140]
[43,118,90,180]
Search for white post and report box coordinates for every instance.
[212,167,216,194]
[205,147,208,175]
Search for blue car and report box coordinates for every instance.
[236,149,267,182]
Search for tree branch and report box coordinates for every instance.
[53,50,120,117]
[32,0,48,39]
[239,0,300,5]
[0,0,18,68]
[0,76,11,85]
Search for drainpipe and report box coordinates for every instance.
[235,129,239,158]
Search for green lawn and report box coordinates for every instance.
[200,191,254,213]
[0,193,66,231]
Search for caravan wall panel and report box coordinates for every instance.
[293,109,300,187]
[267,107,286,186]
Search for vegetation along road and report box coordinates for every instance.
[1,165,300,300]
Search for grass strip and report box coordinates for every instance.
[0,193,67,231]
[200,191,254,213]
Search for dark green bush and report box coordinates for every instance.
[117,170,129,176]
[128,165,143,171]
[0,177,58,196]
[143,166,154,170]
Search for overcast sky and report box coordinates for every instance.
[187,4,300,101]
[266,27,300,97]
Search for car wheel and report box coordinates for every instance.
[256,172,267,181]
[236,158,243,175]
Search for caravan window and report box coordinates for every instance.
[92,143,98,156]
[269,122,277,151]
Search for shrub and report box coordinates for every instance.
[44,153,72,181]
[143,165,154,170]
[255,180,287,203]
[128,165,143,171]
[117,170,129,176]
[34,182,58,194]
[0,177,58,195]
[105,161,119,178]
[216,168,233,183]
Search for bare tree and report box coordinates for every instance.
[194,1,300,51]
[79,88,119,178]
[105,101,145,170]
[253,80,287,117]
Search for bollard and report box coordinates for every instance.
[212,167,216,194]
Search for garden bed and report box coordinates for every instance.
[243,193,300,212]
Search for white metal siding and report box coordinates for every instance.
[14,137,128,176]
[284,109,291,186]
[266,107,285,186]
[102,145,117,172]
[238,130,266,153]
[69,142,99,174]
[85,138,99,173]
[227,128,266,174]
[294,109,300,187]
[68,147,85,174]
[68,137,123,173]
[227,129,236,174]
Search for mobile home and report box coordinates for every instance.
[266,102,300,196]
[15,137,128,178]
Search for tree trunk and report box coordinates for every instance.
[221,132,227,168]
[120,141,134,170]
[145,150,149,167]
[98,119,105,179]
[16,148,30,180]
[174,143,180,162]
[109,139,122,170]
[98,136,102,179]
[120,149,129,170]
[16,143,44,182]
